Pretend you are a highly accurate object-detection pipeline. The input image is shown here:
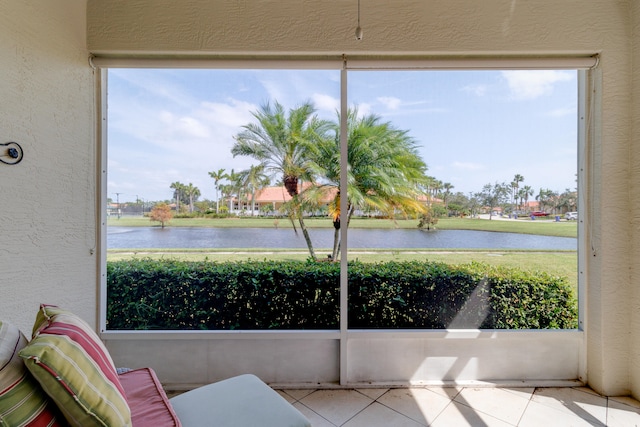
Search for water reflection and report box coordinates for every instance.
[107,227,576,250]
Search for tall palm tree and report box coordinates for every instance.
[511,174,524,213]
[522,185,534,211]
[170,181,185,212]
[183,183,200,213]
[221,169,242,213]
[238,165,270,216]
[208,168,228,214]
[308,108,429,260]
[442,182,454,209]
[231,101,331,260]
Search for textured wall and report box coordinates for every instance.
[0,0,95,332]
[88,0,612,56]
[631,1,640,401]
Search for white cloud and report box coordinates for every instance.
[312,93,340,114]
[377,96,402,110]
[159,112,210,139]
[199,99,257,128]
[501,70,573,100]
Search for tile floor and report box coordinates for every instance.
[274,386,640,426]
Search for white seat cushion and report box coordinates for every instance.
[169,374,310,427]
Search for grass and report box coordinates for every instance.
[108,215,577,238]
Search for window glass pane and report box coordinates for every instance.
[106,69,342,330]
[346,70,578,329]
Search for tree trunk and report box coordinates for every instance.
[332,205,354,261]
[298,215,316,261]
[331,227,340,261]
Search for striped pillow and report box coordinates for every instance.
[0,320,66,427]
[18,305,131,427]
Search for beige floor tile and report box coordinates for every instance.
[293,402,337,427]
[607,398,640,427]
[531,387,607,425]
[355,388,389,400]
[502,387,535,400]
[519,399,604,427]
[277,389,296,403]
[342,402,425,427]
[299,389,374,426]
[454,387,530,425]
[377,388,451,425]
[422,386,462,400]
[281,388,318,401]
[430,401,514,427]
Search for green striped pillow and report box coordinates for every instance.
[0,320,66,427]
[19,305,131,427]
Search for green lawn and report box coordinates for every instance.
[108,216,577,238]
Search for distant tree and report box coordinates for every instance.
[535,188,557,213]
[208,168,228,214]
[170,182,186,211]
[476,182,510,220]
[238,164,270,216]
[511,174,524,213]
[418,206,439,230]
[522,185,534,211]
[442,182,454,209]
[183,183,200,213]
[149,203,173,228]
[556,188,578,213]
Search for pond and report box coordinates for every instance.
[107,227,577,250]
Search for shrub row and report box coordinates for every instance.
[106,259,577,330]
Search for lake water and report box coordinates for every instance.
[107,227,577,250]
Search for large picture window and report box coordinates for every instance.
[103,62,582,332]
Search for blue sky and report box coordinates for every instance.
[107,68,578,204]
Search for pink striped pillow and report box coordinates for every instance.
[19,305,131,427]
[0,320,66,426]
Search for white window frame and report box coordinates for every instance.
[96,55,596,387]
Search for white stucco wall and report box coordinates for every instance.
[0,0,95,332]
[85,0,637,396]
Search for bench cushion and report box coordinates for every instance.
[119,368,181,427]
[169,374,310,427]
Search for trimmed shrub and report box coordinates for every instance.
[106,259,577,330]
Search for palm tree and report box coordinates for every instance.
[170,181,185,212]
[511,174,524,214]
[183,183,200,213]
[442,182,454,210]
[231,101,331,260]
[238,165,270,216]
[522,185,534,211]
[535,187,556,213]
[224,169,242,213]
[308,108,429,260]
[208,168,228,214]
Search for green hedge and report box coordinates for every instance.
[106,259,577,330]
